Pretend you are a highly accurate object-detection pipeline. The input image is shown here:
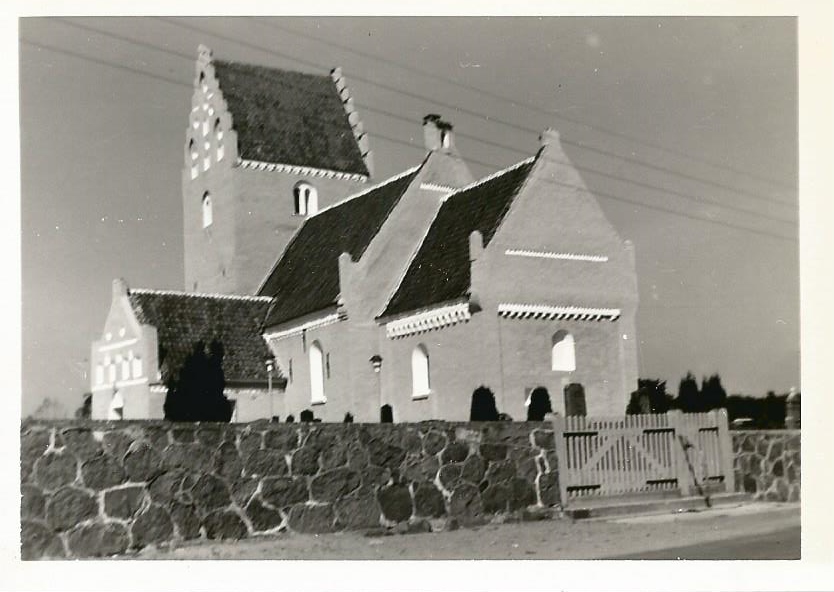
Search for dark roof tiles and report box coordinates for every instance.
[381,156,538,318]
[259,168,421,327]
[212,60,369,176]
[128,290,273,384]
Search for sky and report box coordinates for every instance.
[18,16,799,417]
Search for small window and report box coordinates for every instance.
[202,191,213,228]
[131,356,143,379]
[441,129,451,149]
[215,119,225,161]
[288,358,293,383]
[120,356,130,380]
[108,364,116,383]
[309,341,325,403]
[551,331,576,372]
[189,139,199,179]
[293,182,318,216]
[199,71,207,93]
[95,364,104,386]
[411,344,431,397]
[325,353,331,379]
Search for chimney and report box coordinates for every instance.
[112,278,129,300]
[539,127,561,147]
[423,114,454,153]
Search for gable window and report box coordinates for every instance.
[202,191,213,228]
[189,139,199,179]
[293,182,318,216]
[215,118,224,161]
[309,341,325,404]
[411,344,431,398]
[119,354,130,380]
[551,331,576,372]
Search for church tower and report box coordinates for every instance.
[182,45,373,295]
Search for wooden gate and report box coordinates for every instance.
[550,410,735,506]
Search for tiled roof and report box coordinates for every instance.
[259,167,421,327]
[128,290,274,385]
[212,60,369,177]
[381,155,539,318]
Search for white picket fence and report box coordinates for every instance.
[551,410,735,505]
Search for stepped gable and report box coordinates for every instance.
[128,290,274,384]
[381,154,539,318]
[259,168,421,327]
[212,59,369,176]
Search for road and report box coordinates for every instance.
[610,525,800,560]
[136,502,800,560]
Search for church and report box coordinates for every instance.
[89,45,639,423]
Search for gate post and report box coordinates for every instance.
[668,410,693,496]
[550,414,569,507]
[716,408,736,492]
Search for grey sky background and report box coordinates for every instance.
[19,16,799,417]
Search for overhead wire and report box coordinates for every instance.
[50,17,797,218]
[21,31,797,243]
[258,18,797,193]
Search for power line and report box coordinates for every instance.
[257,17,798,193]
[51,18,797,214]
[157,16,795,208]
[359,104,793,225]
[23,35,796,242]
[369,132,796,243]
[20,38,191,89]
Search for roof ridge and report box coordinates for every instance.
[213,58,331,80]
[440,154,537,202]
[130,288,273,302]
[306,163,422,220]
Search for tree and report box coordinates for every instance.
[470,386,499,421]
[75,393,92,419]
[676,372,701,413]
[701,374,728,411]
[626,379,672,414]
[164,340,233,422]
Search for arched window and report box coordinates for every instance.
[441,129,451,149]
[119,354,130,380]
[215,118,225,161]
[309,341,325,404]
[293,182,318,216]
[411,344,431,397]
[189,139,199,179]
[202,191,213,228]
[95,364,104,386]
[551,331,576,372]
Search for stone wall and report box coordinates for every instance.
[20,419,559,559]
[732,430,800,502]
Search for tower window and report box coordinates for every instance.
[199,71,207,93]
[293,182,318,216]
[551,331,576,372]
[411,344,431,397]
[215,118,224,161]
[189,139,199,179]
[202,191,213,228]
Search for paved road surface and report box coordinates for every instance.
[610,525,800,559]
